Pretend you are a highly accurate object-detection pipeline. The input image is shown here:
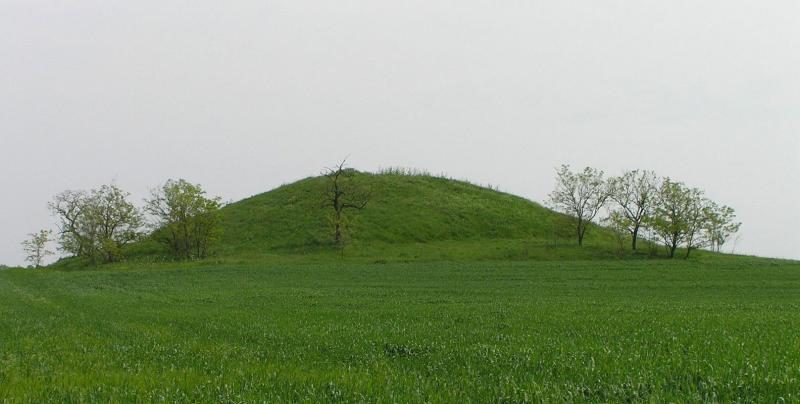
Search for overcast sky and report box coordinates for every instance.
[1,0,798,265]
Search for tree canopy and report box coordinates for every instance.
[145,179,223,260]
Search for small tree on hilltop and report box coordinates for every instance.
[145,179,223,260]
[607,170,658,251]
[548,165,609,247]
[321,160,370,248]
[21,230,54,268]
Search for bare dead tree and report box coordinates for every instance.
[321,159,370,247]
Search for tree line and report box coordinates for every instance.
[21,179,223,267]
[19,162,739,267]
[549,165,741,258]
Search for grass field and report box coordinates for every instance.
[2,256,799,402]
[4,172,798,401]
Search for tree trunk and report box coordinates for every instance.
[334,214,342,245]
[669,244,677,258]
[631,226,639,251]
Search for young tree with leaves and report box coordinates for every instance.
[48,190,90,257]
[322,160,370,247]
[548,165,609,247]
[145,179,223,260]
[703,201,741,253]
[607,170,658,251]
[21,229,53,268]
[682,189,711,258]
[647,179,700,258]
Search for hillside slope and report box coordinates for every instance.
[205,172,618,260]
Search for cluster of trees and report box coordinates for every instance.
[22,160,369,268]
[549,165,741,258]
[19,162,737,267]
[22,160,368,267]
[22,179,222,267]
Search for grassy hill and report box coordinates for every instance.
[8,172,800,401]
[127,171,626,263]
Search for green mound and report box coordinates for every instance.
[189,171,618,260]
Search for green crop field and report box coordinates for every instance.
[2,256,800,402]
[3,172,799,402]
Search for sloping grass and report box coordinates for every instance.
[124,171,624,263]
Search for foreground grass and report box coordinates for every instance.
[1,257,799,402]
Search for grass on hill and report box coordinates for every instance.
[121,170,642,265]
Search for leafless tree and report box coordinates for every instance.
[321,159,370,247]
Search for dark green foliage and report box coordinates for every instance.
[145,179,223,260]
[1,256,799,401]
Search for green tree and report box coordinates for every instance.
[145,179,223,260]
[49,185,143,263]
[548,165,609,246]
[647,179,703,258]
[682,188,711,258]
[21,229,53,268]
[48,190,90,257]
[607,170,658,251]
[703,201,741,253]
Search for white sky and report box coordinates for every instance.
[1,0,798,265]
